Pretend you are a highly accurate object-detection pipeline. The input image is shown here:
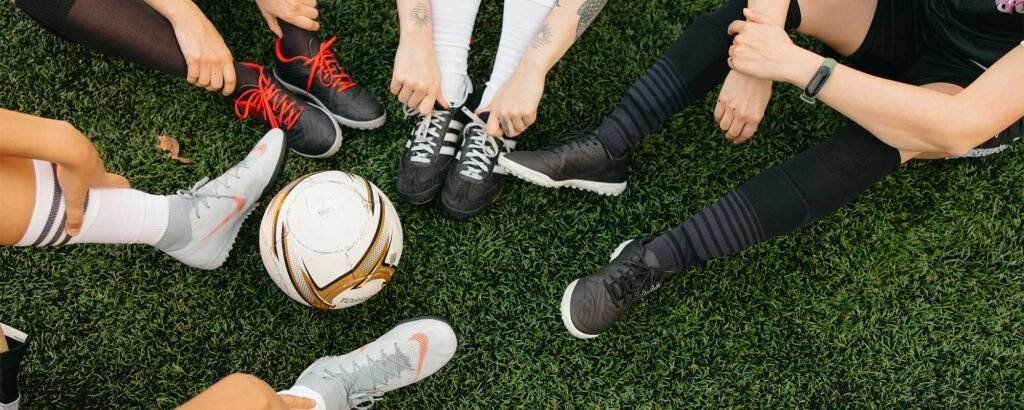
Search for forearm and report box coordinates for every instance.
[0,109,92,164]
[748,0,790,27]
[516,0,607,76]
[783,47,1024,154]
[396,0,433,45]
[142,0,196,24]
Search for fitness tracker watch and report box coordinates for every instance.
[800,58,837,104]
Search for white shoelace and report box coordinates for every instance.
[318,343,415,410]
[175,160,250,218]
[459,107,511,180]
[404,107,450,164]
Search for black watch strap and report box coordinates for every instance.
[800,58,837,104]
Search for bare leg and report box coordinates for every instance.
[796,0,878,56]
[177,373,309,410]
[0,156,37,246]
[0,328,8,353]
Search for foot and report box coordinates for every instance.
[396,105,465,205]
[161,130,287,270]
[499,132,628,196]
[560,239,673,339]
[273,37,386,130]
[292,318,457,410]
[233,62,343,158]
[439,108,516,219]
[0,323,29,410]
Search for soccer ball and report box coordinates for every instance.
[259,171,403,310]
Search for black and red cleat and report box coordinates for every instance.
[273,36,387,130]
[233,62,342,158]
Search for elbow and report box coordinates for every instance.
[935,121,991,157]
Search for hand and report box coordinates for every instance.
[255,0,320,38]
[390,37,447,115]
[714,70,772,144]
[479,65,546,137]
[54,125,130,236]
[168,2,237,95]
[279,394,316,409]
[726,8,805,83]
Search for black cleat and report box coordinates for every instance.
[560,239,673,339]
[396,105,465,205]
[234,63,343,158]
[499,132,628,196]
[273,37,386,130]
[439,108,515,219]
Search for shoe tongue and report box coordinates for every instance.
[638,248,665,270]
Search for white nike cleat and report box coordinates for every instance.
[162,129,287,270]
[291,318,457,410]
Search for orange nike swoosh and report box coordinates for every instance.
[409,332,429,378]
[202,197,247,241]
[251,143,268,157]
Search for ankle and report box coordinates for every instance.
[154,196,191,251]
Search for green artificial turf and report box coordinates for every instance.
[2,1,1023,408]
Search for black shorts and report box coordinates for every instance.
[836,0,1021,157]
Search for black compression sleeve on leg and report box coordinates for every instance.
[646,122,900,272]
[594,0,802,158]
[17,0,189,77]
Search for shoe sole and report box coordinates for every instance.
[273,69,387,130]
[498,156,626,196]
[293,103,344,159]
[560,240,633,340]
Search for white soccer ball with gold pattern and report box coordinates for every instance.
[259,171,403,310]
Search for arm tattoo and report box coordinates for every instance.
[530,23,554,49]
[575,0,608,39]
[411,2,430,27]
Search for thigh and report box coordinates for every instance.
[796,0,879,56]
[177,374,287,410]
[0,156,38,246]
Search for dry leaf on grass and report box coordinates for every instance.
[156,135,192,164]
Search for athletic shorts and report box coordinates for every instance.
[835,0,1022,157]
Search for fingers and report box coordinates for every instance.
[397,84,415,108]
[389,77,403,96]
[510,116,528,137]
[437,94,450,109]
[100,173,131,189]
[262,11,283,38]
[296,0,317,7]
[209,67,224,92]
[727,20,745,36]
[417,94,436,116]
[280,395,316,410]
[407,89,427,113]
[719,107,735,134]
[714,99,726,123]
[197,61,212,90]
[726,119,745,141]
[221,62,237,96]
[63,186,86,237]
[185,53,200,85]
[287,15,320,32]
[485,113,502,137]
[736,122,759,144]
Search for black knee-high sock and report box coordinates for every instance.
[0,333,29,404]
[16,0,258,93]
[645,123,902,273]
[595,0,802,158]
[279,21,321,57]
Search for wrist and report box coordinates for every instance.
[516,56,550,80]
[784,47,826,86]
[158,0,199,25]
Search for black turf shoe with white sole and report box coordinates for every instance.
[499,132,628,196]
[273,37,386,130]
[561,239,673,339]
[233,63,343,158]
[440,108,516,219]
[0,323,29,409]
[396,105,465,205]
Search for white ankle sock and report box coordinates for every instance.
[14,160,180,248]
[431,0,482,106]
[479,0,555,108]
[279,386,326,410]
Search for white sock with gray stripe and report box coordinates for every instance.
[14,160,188,249]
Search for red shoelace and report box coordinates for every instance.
[277,36,358,93]
[233,63,303,131]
